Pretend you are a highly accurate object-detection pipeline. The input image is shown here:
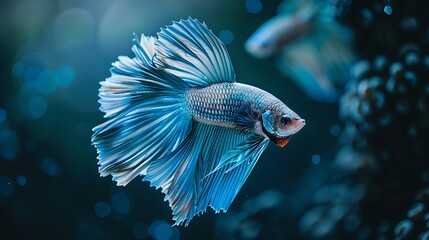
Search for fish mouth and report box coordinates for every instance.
[275,135,292,148]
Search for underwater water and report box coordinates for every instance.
[1,0,428,239]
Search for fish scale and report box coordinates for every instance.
[186,82,273,127]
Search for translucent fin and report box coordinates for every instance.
[98,34,186,118]
[154,18,236,87]
[92,34,192,186]
[143,121,267,226]
[273,3,354,103]
[276,32,348,102]
[276,47,339,102]
[196,136,269,214]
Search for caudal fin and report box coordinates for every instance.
[91,35,192,186]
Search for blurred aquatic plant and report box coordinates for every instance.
[245,0,355,102]
[299,0,429,239]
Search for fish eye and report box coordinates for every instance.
[280,116,292,126]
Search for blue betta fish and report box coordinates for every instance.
[92,18,305,226]
[245,0,355,102]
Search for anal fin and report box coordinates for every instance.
[143,121,268,226]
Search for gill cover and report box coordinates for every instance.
[262,110,275,135]
[261,110,292,147]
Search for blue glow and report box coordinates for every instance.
[0,176,15,196]
[12,62,25,77]
[37,69,59,94]
[246,0,263,14]
[41,158,61,178]
[56,65,75,87]
[133,222,149,239]
[16,175,28,186]
[384,6,392,15]
[0,108,6,123]
[312,155,321,165]
[28,96,48,118]
[94,201,111,218]
[218,30,234,45]
[149,220,173,240]
[330,124,340,137]
[110,191,131,215]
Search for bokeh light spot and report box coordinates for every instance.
[218,30,234,45]
[40,158,61,178]
[37,69,59,94]
[149,220,179,240]
[28,96,48,118]
[330,124,341,137]
[24,66,42,85]
[52,8,95,50]
[312,155,321,165]
[0,176,15,196]
[94,201,111,218]
[133,222,149,239]
[246,0,263,14]
[56,65,75,87]
[241,220,262,239]
[16,175,28,186]
[384,6,392,15]
[110,191,131,215]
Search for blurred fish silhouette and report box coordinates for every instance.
[245,0,355,102]
[92,18,305,226]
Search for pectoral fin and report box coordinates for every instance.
[196,135,269,213]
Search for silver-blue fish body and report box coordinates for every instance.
[187,83,268,128]
[187,82,303,139]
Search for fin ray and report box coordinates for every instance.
[92,34,192,186]
[197,136,269,213]
[144,122,267,226]
[154,18,235,87]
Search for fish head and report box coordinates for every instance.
[260,104,305,147]
[245,14,297,59]
[245,7,317,59]
[245,33,278,59]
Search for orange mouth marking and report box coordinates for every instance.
[275,136,291,147]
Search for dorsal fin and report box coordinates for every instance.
[154,18,236,87]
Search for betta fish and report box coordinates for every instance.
[245,0,355,102]
[92,18,305,226]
